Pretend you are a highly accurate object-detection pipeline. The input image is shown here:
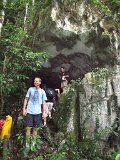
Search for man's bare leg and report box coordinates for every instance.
[26,127,31,147]
[33,128,38,140]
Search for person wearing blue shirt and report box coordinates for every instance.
[22,77,47,147]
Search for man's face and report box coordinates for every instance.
[34,78,41,87]
[61,67,64,73]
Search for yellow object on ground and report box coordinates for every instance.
[1,115,12,139]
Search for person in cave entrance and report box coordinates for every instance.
[59,66,69,93]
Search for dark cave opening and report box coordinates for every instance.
[29,50,115,91]
[31,53,93,89]
[31,68,61,90]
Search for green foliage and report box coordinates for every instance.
[91,67,112,94]
[40,0,52,15]
[116,154,120,160]
[49,139,107,160]
[0,22,48,93]
[0,139,10,160]
[16,131,44,159]
[16,128,66,159]
[112,150,120,160]
[33,156,44,160]
[71,78,82,86]
[47,151,66,160]
[91,0,111,14]
[0,0,49,113]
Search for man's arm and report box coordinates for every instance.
[22,97,28,116]
[42,101,46,119]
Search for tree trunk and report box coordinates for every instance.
[0,91,4,114]
[0,53,7,114]
[24,3,29,30]
[0,0,6,36]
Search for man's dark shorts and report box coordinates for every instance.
[25,113,42,128]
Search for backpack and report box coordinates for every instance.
[45,88,55,100]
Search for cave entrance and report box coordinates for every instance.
[31,68,61,90]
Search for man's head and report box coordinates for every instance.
[60,66,65,73]
[34,77,41,88]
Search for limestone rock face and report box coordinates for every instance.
[54,65,120,153]
[32,1,119,88]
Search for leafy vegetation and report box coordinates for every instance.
[0,0,49,114]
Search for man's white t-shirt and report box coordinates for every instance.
[26,87,47,114]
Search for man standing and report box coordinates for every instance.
[22,77,47,147]
[59,66,69,93]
